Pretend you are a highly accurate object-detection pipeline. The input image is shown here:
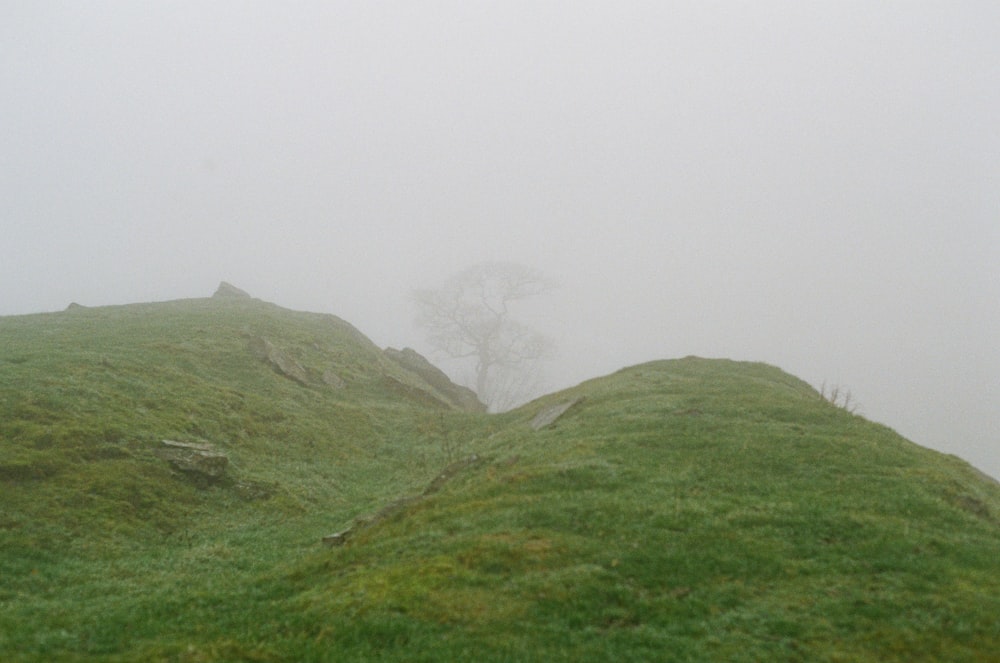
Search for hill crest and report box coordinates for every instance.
[2,289,998,661]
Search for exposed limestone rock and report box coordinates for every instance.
[65,302,87,311]
[213,281,252,299]
[422,454,480,496]
[383,347,485,412]
[530,397,585,431]
[322,531,350,546]
[322,369,346,389]
[323,454,482,547]
[157,440,228,488]
[380,375,451,409]
[323,495,423,547]
[249,336,309,385]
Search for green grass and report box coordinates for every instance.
[2,302,998,661]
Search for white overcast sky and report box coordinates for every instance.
[2,2,998,478]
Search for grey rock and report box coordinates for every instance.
[157,440,228,487]
[323,454,481,546]
[422,454,480,496]
[383,347,485,412]
[530,397,584,431]
[213,281,252,299]
[249,336,310,386]
[322,531,351,547]
[322,369,346,389]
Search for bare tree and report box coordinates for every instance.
[412,262,555,411]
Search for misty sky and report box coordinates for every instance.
[2,2,998,479]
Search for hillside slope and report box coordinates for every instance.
[1,301,998,661]
[0,295,480,520]
[271,358,1000,662]
[0,295,487,660]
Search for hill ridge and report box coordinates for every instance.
[1,293,998,661]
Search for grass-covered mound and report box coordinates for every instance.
[1,300,997,661]
[0,297,485,660]
[0,297,477,528]
[271,359,1000,661]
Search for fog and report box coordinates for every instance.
[2,2,998,479]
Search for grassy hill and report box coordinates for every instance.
[1,297,998,661]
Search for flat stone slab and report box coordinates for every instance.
[530,397,584,430]
[249,336,310,385]
[157,440,228,487]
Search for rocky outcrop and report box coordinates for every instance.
[322,369,346,389]
[157,440,228,487]
[383,347,485,412]
[213,281,252,299]
[249,336,309,386]
[323,454,481,547]
[421,453,482,496]
[530,397,584,430]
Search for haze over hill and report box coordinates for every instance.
[1,1,997,484]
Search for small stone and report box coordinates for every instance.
[322,531,351,547]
